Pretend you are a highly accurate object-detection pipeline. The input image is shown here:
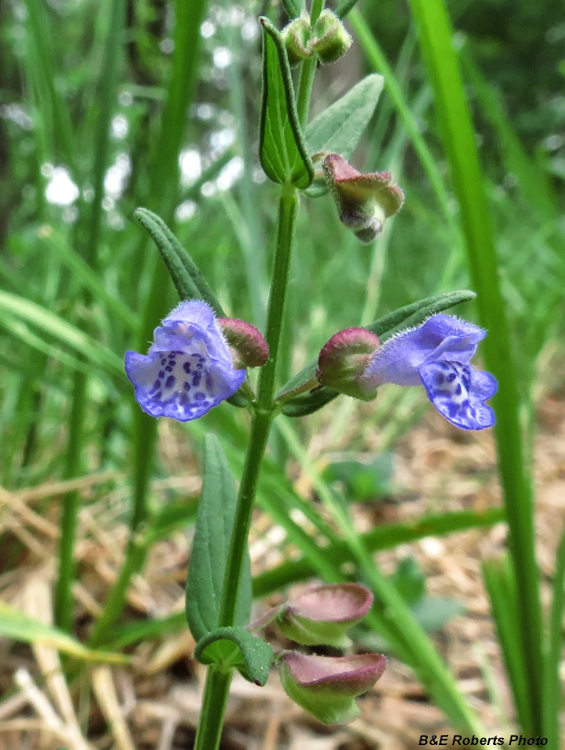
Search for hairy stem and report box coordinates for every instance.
[194,185,299,749]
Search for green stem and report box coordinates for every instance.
[54,371,88,632]
[295,0,325,127]
[88,528,148,648]
[194,668,232,750]
[296,57,317,129]
[194,185,300,749]
[218,411,272,627]
[406,0,544,734]
[257,187,299,410]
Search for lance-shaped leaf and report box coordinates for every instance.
[259,18,314,188]
[185,434,252,641]
[194,626,273,686]
[278,289,476,416]
[134,207,224,316]
[305,74,385,198]
[306,74,384,161]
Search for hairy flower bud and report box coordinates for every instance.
[311,10,353,64]
[282,10,352,66]
[217,317,269,369]
[281,13,311,65]
[279,652,386,724]
[323,153,404,243]
[317,327,380,401]
[276,583,373,648]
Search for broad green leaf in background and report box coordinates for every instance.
[306,74,384,160]
[544,522,565,750]
[259,18,314,189]
[407,0,544,734]
[322,453,394,501]
[482,556,531,730]
[194,626,273,686]
[185,434,252,642]
[390,557,426,604]
[0,602,128,664]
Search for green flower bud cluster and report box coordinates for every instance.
[282,10,353,65]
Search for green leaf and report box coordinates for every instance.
[280,386,340,418]
[194,626,273,686]
[0,602,128,664]
[391,557,426,605]
[322,453,393,501]
[335,0,361,18]
[358,596,465,652]
[134,208,225,316]
[279,289,476,416]
[544,522,565,750]
[281,0,301,18]
[367,289,477,342]
[408,0,544,733]
[259,18,314,188]
[185,434,252,642]
[410,597,465,632]
[483,556,532,733]
[306,74,384,160]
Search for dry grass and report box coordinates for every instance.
[1,394,564,750]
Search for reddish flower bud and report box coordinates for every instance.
[317,327,380,401]
[217,318,269,369]
[279,651,386,723]
[323,153,404,243]
[276,583,374,648]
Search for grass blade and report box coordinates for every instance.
[89,0,211,646]
[406,0,544,734]
[544,522,565,750]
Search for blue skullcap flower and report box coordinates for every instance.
[359,314,497,430]
[125,300,246,421]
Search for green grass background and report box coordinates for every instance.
[0,0,564,741]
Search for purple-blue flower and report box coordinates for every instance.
[125,300,246,422]
[358,314,497,430]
